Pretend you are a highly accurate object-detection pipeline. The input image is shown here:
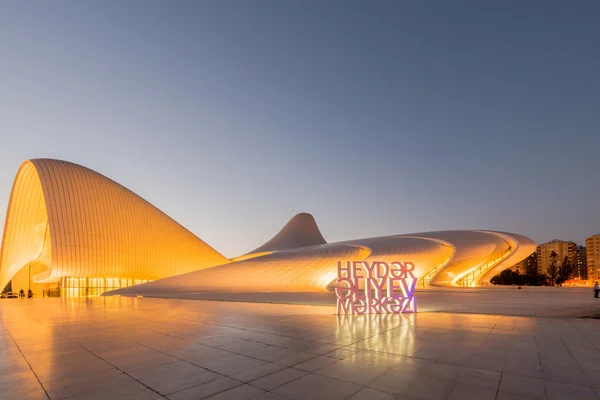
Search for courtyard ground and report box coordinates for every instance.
[1,293,600,400]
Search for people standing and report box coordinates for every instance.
[19,289,24,298]
[594,282,599,298]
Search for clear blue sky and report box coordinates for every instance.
[1,1,599,257]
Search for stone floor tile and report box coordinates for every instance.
[446,383,496,400]
[272,373,362,400]
[14,392,52,400]
[412,346,474,365]
[204,384,264,400]
[112,388,166,400]
[420,361,464,381]
[368,369,421,395]
[392,356,435,373]
[315,359,389,385]
[455,367,501,390]
[272,351,317,367]
[325,347,360,360]
[305,343,340,355]
[467,354,508,372]
[116,353,181,373]
[344,350,406,369]
[46,372,134,400]
[216,340,268,354]
[293,355,338,372]
[499,373,546,400]
[196,354,253,369]
[60,380,150,400]
[400,375,455,400]
[504,358,542,379]
[0,377,46,400]
[230,362,286,383]
[186,349,233,366]
[39,367,124,391]
[249,368,307,391]
[538,353,580,368]
[209,357,270,376]
[167,377,241,400]
[136,362,221,396]
[198,354,267,375]
[239,345,285,359]
[348,387,396,400]
[270,373,332,399]
[0,375,42,392]
[251,393,287,400]
[2,298,600,400]
[544,380,597,400]
[0,370,39,385]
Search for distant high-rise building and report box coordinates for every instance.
[586,234,600,280]
[537,240,576,275]
[509,252,537,275]
[575,245,587,280]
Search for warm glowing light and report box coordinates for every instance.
[0,159,229,297]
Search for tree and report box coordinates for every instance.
[527,273,548,286]
[522,252,547,286]
[491,269,526,285]
[556,256,576,286]
[548,251,559,286]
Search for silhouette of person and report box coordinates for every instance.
[594,282,599,298]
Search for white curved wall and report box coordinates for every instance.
[0,159,229,291]
[106,228,536,297]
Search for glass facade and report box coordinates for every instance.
[60,277,150,297]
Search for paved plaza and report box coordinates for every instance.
[132,287,600,318]
[0,297,600,400]
[1,297,600,400]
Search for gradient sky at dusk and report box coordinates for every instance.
[1,1,599,257]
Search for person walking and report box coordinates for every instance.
[594,282,599,298]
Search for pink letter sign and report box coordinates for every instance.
[335,261,417,314]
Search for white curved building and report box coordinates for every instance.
[0,159,536,298]
[106,213,537,298]
[0,159,229,296]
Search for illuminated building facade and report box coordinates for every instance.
[107,214,537,298]
[509,252,536,275]
[536,239,576,276]
[1,159,537,298]
[575,245,587,280]
[0,159,229,297]
[586,234,600,280]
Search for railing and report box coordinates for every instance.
[455,248,512,287]
[418,257,452,288]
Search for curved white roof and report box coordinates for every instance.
[0,159,229,291]
[247,212,327,254]
[107,214,537,297]
[0,158,537,298]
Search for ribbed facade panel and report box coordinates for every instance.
[1,159,538,297]
[0,162,50,290]
[0,159,229,291]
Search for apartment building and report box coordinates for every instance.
[536,240,576,275]
[586,234,600,280]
